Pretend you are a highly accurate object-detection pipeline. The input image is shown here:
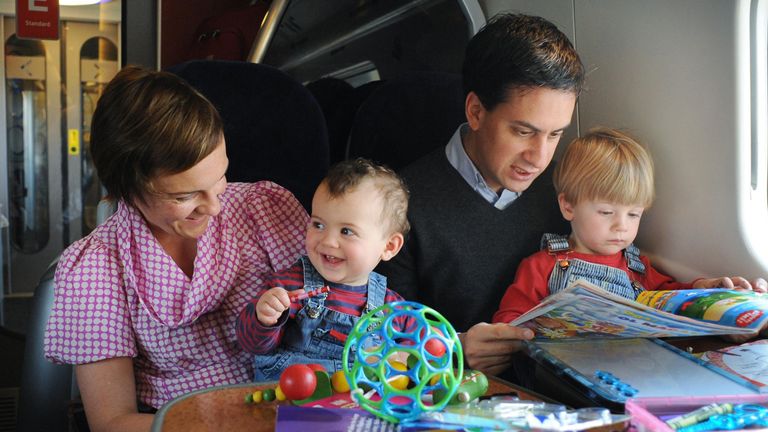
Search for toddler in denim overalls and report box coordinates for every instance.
[237,158,413,381]
[493,127,764,324]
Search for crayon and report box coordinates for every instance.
[666,403,733,430]
[289,285,330,302]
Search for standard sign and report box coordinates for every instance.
[16,0,60,40]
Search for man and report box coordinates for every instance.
[377,13,584,377]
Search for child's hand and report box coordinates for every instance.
[752,278,768,293]
[256,287,293,326]
[692,276,755,291]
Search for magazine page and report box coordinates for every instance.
[508,280,757,339]
[637,289,768,330]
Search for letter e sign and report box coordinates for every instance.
[16,0,59,40]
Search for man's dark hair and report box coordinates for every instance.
[463,13,585,111]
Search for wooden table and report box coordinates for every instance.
[151,376,609,431]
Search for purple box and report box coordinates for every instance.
[625,395,768,432]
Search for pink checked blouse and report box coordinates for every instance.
[44,182,308,408]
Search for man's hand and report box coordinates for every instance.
[459,322,534,376]
[256,287,292,326]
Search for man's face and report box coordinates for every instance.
[464,87,577,193]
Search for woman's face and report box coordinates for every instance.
[133,138,229,242]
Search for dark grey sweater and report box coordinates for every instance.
[376,148,568,332]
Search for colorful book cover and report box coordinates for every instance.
[509,280,762,339]
[636,288,768,329]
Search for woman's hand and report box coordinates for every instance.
[459,322,534,376]
[256,287,292,326]
[76,358,153,432]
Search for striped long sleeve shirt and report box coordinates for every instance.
[237,260,412,354]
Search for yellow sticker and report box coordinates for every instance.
[68,129,79,155]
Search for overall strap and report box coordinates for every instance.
[300,256,328,316]
[365,271,388,314]
[542,233,573,271]
[541,233,570,252]
[623,244,646,275]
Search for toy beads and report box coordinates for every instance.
[244,366,335,406]
[331,370,351,393]
[279,364,317,400]
[342,301,463,423]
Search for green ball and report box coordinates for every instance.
[262,388,276,402]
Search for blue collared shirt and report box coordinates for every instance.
[445,124,520,210]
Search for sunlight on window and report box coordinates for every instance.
[738,0,768,271]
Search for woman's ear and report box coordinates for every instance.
[380,232,404,261]
[558,193,575,221]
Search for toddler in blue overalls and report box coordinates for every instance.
[236,158,413,381]
[493,127,766,325]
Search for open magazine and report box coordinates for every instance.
[508,279,768,338]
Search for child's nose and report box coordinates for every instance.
[321,231,339,246]
[613,216,629,231]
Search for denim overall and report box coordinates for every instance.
[542,233,647,300]
[253,256,387,381]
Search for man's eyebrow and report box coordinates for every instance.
[510,120,541,132]
[510,120,571,133]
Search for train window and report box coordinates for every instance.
[5,35,48,255]
[322,60,380,87]
[737,0,768,271]
[80,36,118,235]
[0,1,121,310]
[749,0,768,192]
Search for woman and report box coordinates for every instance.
[43,66,308,431]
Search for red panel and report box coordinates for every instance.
[16,0,60,40]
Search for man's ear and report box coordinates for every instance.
[380,232,405,261]
[465,91,486,131]
[558,193,575,221]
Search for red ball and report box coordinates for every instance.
[425,338,446,357]
[280,364,317,400]
[306,363,326,373]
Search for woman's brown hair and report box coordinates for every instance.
[90,65,224,205]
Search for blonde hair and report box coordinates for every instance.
[553,127,654,207]
[323,158,410,236]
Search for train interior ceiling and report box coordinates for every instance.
[2,0,768,430]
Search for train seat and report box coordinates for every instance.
[17,260,80,432]
[347,71,465,171]
[305,77,354,164]
[169,60,330,211]
[306,78,385,165]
